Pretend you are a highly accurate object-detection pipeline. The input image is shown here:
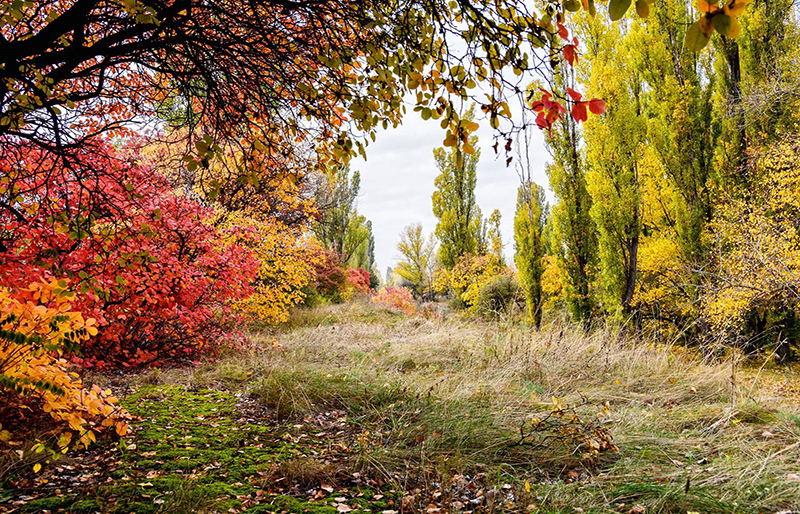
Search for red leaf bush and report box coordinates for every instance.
[0,142,258,367]
[371,287,418,316]
[347,267,372,294]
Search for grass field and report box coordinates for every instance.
[6,300,800,513]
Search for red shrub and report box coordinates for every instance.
[347,267,372,293]
[371,287,418,316]
[310,249,349,301]
[0,142,258,367]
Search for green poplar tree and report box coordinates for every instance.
[431,106,483,269]
[514,181,548,328]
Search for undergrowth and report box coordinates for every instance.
[6,300,800,513]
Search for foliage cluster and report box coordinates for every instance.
[0,280,129,451]
[535,0,800,356]
[371,287,418,316]
[0,143,259,367]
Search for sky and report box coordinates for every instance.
[354,111,553,277]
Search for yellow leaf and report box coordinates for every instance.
[697,0,717,13]
[33,463,42,473]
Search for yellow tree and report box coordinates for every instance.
[395,223,438,300]
[579,14,646,318]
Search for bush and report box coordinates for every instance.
[306,249,349,304]
[0,280,129,450]
[0,142,258,368]
[475,274,521,318]
[371,287,418,316]
[347,267,372,294]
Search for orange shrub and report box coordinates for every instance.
[0,281,129,451]
[371,287,418,316]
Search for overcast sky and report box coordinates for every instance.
[354,111,553,277]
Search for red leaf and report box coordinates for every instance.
[571,102,588,122]
[531,101,544,112]
[535,111,548,129]
[566,87,582,102]
[588,98,607,115]
[563,44,577,66]
[557,23,569,40]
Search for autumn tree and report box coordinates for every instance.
[514,181,548,329]
[578,14,645,318]
[545,74,598,325]
[432,106,483,269]
[312,165,376,271]
[394,223,438,300]
[487,209,505,266]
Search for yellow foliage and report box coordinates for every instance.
[223,211,322,323]
[0,281,129,449]
[540,255,566,310]
[449,253,505,311]
[702,139,800,333]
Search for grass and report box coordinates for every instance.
[7,299,800,512]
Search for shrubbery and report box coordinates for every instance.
[347,267,373,294]
[0,143,258,368]
[0,281,129,449]
[475,274,522,318]
[371,287,418,316]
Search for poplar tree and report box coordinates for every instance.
[431,106,483,269]
[514,181,548,328]
[581,17,645,317]
[546,75,598,324]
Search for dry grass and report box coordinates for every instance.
[147,300,800,513]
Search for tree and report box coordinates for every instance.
[0,0,623,170]
[487,209,505,266]
[514,181,548,329]
[313,165,375,269]
[545,74,598,325]
[579,14,645,318]
[394,223,437,300]
[432,106,483,269]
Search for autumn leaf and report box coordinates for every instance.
[572,102,589,122]
[588,98,607,115]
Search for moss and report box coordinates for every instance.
[269,495,339,513]
[20,495,76,512]
[70,499,101,513]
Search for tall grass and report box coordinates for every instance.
[146,300,800,513]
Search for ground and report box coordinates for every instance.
[2,300,800,513]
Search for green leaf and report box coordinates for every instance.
[712,14,732,36]
[608,0,632,20]
[685,20,711,51]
